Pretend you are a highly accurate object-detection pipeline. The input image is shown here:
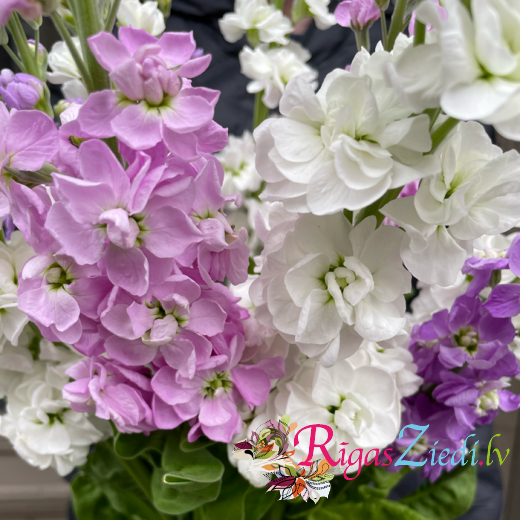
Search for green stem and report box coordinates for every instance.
[105,0,122,32]
[2,44,24,70]
[253,91,269,130]
[430,117,459,154]
[414,21,426,46]
[380,10,388,49]
[50,12,94,93]
[386,0,407,51]
[7,14,39,77]
[354,187,403,227]
[354,27,370,52]
[70,0,111,92]
[424,107,441,130]
[33,27,40,61]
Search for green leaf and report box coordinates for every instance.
[180,423,215,452]
[114,430,165,459]
[152,468,222,515]
[196,469,250,520]
[321,499,426,520]
[244,485,277,520]
[72,475,128,520]
[162,429,224,483]
[371,465,409,497]
[401,463,476,520]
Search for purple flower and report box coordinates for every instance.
[0,72,43,110]
[77,28,227,158]
[484,284,520,318]
[437,295,514,370]
[335,0,380,30]
[462,255,509,297]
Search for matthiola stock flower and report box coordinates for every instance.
[219,0,293,45]
[255,46,437,213]
[252,212,411,366]
[382,122,520,286]
[78,27,226,158]
[117,0,166,37]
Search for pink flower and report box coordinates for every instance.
[335,0,380,30]
[63,358,155,434]
[100,273,229,372]
[45,139,202,296]
[177,158,249,285]
[152,345,282,442]
[18,254,112,343]
[77,28,227,157]
[0,103,59,253]
[0,0,42,26]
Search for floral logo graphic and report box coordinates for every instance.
[232,414,335,503]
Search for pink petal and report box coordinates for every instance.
[199,393,232,427]
[231,365,270,408]
[161,340,196,377]
[78,139,130,200]
[141,206,202,258]
[46,203,106,265]
[127,302,156,337]
[176,55,212,78]
[174,395,204,420]
[157,32,196,67]
[77,90,122,138]
[100,208,140,249]
[153,395,183,429]
[88,32,132,72]
[162,127,199,161]
[111,103,163,150]
[194,121,228,154]
[105,336,157,366]
[101,303,140,340]
[110,60,145,101]
[52,173,117,225]
[141,248,174,285]
[151,366,199,405]
[186,299,226,336]
[104,243,149,296]
[119,27,158,54]
[18,285,54,327]
[7,110,59,171]
[162,90,214,133]
[50,288,81,332]
[68,276,113,320]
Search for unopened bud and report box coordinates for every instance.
[4,163,56,186]
[0,26,8,46]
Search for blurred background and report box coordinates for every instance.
[0,2,519,519]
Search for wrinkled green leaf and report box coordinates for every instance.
[162,429,224,483]
[180,424,215,453]
[114,430,165,459]
[244,485,277,520]
[320,499,426,520]
[401,463,477,520]
[152,468,222,515]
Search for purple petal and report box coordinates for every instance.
[111,103,163,150]
[186,299,226,336]
[161,90,214,133]
[104,243,149,296]
[484,284,520,318]
[231,365,270,408]
[88,32,132,72]
[77,90,122,138]
[105,336,157,366]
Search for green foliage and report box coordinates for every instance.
[401,462,477,520]
[316,500,426,520]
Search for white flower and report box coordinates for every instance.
[382,122,520,286]
[382,2,444,113]
[47,39,88,101]
[280,358,400,474]
[240,41,317,109]
[251,212,411,367]
[348,340,423,398]
[0,231,34,345]
[117,0,165,37]
[254,45,438,214]
[217,131,262,195]
[0,343,105,476]
[303,0,336,30]
[435,0,520,140]
[219,0,293,45]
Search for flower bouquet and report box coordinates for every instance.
[1,0,520,519]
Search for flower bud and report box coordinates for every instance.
[335,0,381,30]
[0,72,43,110]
